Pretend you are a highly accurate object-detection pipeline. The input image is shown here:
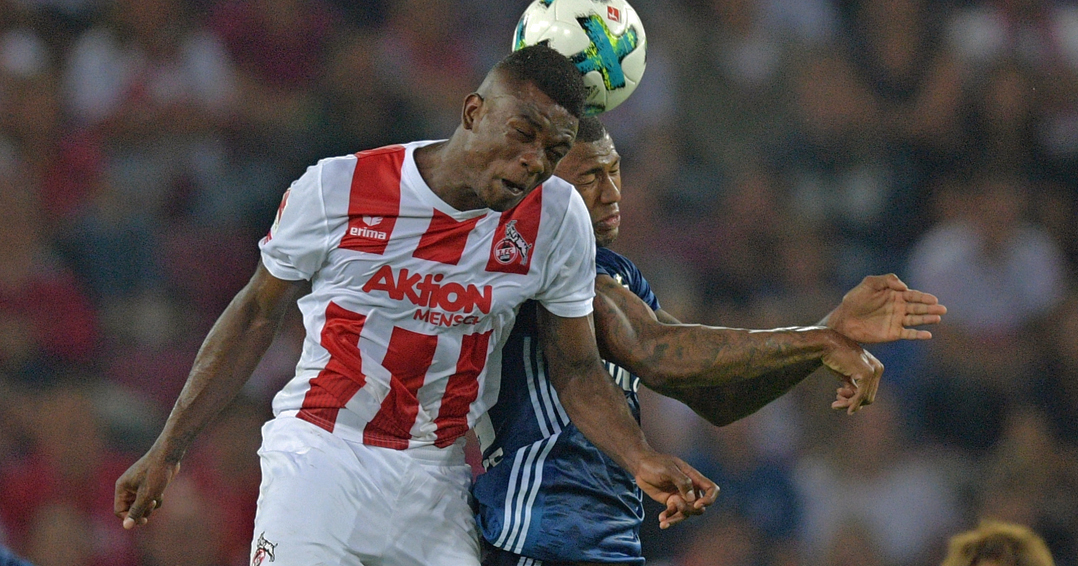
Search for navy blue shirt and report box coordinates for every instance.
[473,247,660,564]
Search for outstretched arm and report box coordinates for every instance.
[537,306,718,528]
[593,275,883,424]
[114,262,304,529]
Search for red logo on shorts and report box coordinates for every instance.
[253,532,277,565]
[608,6,621,22]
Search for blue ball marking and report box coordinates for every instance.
[569,15,639,91]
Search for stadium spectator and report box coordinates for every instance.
[0,0,1073,562]
[794,401,959,565]
[940,520,1055,566]
[907,174,1067,450]
[0,382,138,566]
[0,183,98,376]
[685,418,801,545]
[976,407,1078,560]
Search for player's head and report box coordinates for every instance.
[458,44,586,212]
[554,116,621,247]
[940,520,1054,566]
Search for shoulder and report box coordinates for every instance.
[596,247,640,278]
[538,175,586,216]
[310,142,422,190]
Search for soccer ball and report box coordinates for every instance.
[513,0,647,115]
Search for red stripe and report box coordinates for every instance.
[339,145,405,255]
[362,326,438,449]
[298,302,368,432]
[433,330,491,447]
[412,209,484,265]
[485,186,543,275]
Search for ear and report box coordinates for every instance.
[462,93,484,131]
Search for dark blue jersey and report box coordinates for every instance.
[473,247,660,564]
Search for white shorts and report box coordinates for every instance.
[249,416,480,566]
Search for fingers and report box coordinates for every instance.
[679,462,719,510]
[831,352,884,415]
[904,302,945,316]
[659,497,686,529]
[668,462,697,506]
[881,273,908,292]
[904,313,943,326]
[902,288,937,304]
[114,485,135,519]
[645,457,718,529]
[847,352,883,414]
[899,328,933,340]
[123,486,159,529]
[115,459,179,529]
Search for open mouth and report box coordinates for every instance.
[501,179,526,196]
[597,212,621,230]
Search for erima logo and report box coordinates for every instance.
[362,265,492,314]
[350,215,388,240]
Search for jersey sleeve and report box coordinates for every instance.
[534,188,597,318]
[596,247,661,311]
[259,162,332,281]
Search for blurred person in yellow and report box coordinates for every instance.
[941,520,1054,566]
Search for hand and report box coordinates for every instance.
[114,449,181,529]
[821,333,885,415]
[825,274,946,343]
[633,451,719,529]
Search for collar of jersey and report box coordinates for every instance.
[404,140,492,221]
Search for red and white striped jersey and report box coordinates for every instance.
[259,141,596,451]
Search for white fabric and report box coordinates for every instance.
[260,140,596,448]
[250,416,479,566]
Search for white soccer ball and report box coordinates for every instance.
[513,0,647,115]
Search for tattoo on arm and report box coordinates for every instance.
[595,275,832,390]
[652,360,822,427]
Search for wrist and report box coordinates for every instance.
[151,431,192,465]
[624,442,660,476]
[792,327,848,360]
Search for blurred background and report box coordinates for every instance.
[0,0,1076,564]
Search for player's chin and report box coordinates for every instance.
[486,194,526,212]
[484,183,531,211]
[594,227,618,248]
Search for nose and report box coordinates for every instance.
[519,148,544,177]
[599,175,621,204]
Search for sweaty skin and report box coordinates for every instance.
[553,129,946,423]
[115,69,716,533]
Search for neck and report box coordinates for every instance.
[414,134,486,211]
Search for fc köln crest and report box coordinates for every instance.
[493,220,532,266]
[486,189,542,275]
[252,532,277,565]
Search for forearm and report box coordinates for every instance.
[596,277,840,390]
[620,324,841,390]
[540,310,652,474]
[555,358,652,472]
[651,360,821,427]
[153,273,294,462]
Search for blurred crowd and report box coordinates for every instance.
[0,0,1075,565]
